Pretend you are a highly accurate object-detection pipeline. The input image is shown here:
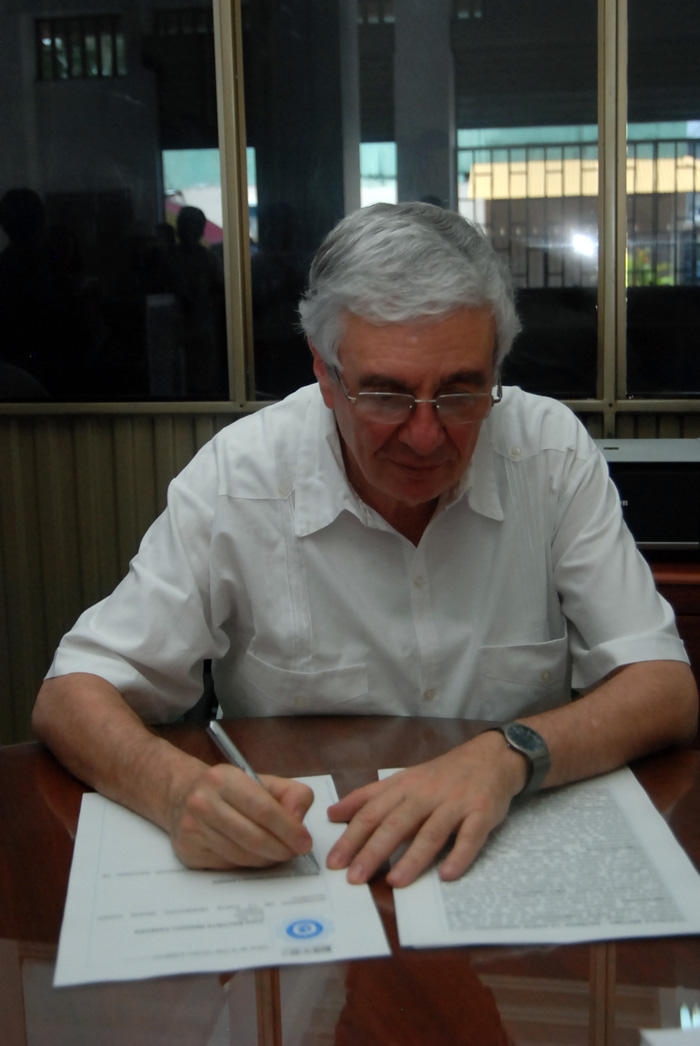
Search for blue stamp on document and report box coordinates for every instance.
[285,918,324,940]
[277,916,333,955]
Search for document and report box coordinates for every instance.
[641,1032,700,1045]
[55,775,390,986]
[384,767,700,948]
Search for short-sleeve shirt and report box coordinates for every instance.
[48,384,688,723]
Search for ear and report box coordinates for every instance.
[309,342,336,409]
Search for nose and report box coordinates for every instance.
[398,402,446,455]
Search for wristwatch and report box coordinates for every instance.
[490,722,551,796]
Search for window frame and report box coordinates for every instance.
[3,0,699,433]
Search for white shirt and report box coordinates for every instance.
[49,384,687,723]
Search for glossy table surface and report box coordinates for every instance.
[2,715,700,1046]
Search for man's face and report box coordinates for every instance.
[311,307,497,523]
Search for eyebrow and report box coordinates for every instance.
[357,369,491,392]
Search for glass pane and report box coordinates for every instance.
[360,142,397,206]
[100,29,113,77]
[627,1,700,396]
[38,22,53,81]
[116,32,127,77]
[456,9,599,398]
[0,4,228,402]
[242,0,598,402]
[70,25,83,79]
[54,28,69,80]
[84,29,99,77]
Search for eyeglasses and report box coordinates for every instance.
[333,368,502,425]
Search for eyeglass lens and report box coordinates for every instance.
[355,392,491,424]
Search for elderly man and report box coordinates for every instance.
[33,203,697,889]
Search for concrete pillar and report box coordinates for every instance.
[394,0,456,209]
[339,1,362,215]
[247,0,360,259]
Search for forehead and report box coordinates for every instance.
[338,308,496,382]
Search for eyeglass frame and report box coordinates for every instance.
[331,367,503,425]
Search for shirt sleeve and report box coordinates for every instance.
[550,431,689,690]
[47,440,230,723]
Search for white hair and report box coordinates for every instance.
[298,202,520,369]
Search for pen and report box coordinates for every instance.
[206,720,320,875]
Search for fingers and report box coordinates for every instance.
[389,807,494,887]
[437,814,494,881]
[263,774,315,823]
[332,790,501,888]
[174,797,293,869]
[171,765,313,870]
[327,779,385,823]
[326,772,427,883]
[326,740,518,887]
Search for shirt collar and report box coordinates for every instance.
[462,423,505,521]
[294,387,374,537]
[425,421,504,523]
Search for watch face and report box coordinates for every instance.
[505,722,543,754]
[501,722,550,796]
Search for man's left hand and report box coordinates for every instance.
[326,730,529,887]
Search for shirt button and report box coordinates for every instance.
[423,688,436,702]
[414,575,426,588]
[293,694,308,710]
[511,446,521,458]
[278,484,288,497]
[540,670,551,682]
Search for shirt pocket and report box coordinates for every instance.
[239,650,371,715]
[471,636,570,721]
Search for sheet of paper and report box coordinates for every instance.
[55,775,389,986]
[641,1031,700,1045]
[381,766,700,948]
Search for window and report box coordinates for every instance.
[237,0,699,426]
[458,127,599,397]
[2,0,699,428]
[2,3,227,402]
[626,0,700,399]
[36,16,127,80]
[242,0,599,402]
[360,143,397,206]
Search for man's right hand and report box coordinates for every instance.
[168,763,315,869]
[32,673,315,872]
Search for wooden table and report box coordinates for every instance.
[2,716,700,1046]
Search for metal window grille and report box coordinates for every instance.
[36,16,126,81]
[153,8,214,36]
[454,0,484,19]
[458,138,700,290]
[357,1,395,26]
[626,139,700,288]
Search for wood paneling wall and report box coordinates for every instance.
[0,412,240,744]
[2,408,699,743]
[616,414,700,439]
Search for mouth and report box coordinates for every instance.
[388,458,447,474]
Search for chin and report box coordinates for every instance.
[386,475,449,506]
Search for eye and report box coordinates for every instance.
[367,393,412,414]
